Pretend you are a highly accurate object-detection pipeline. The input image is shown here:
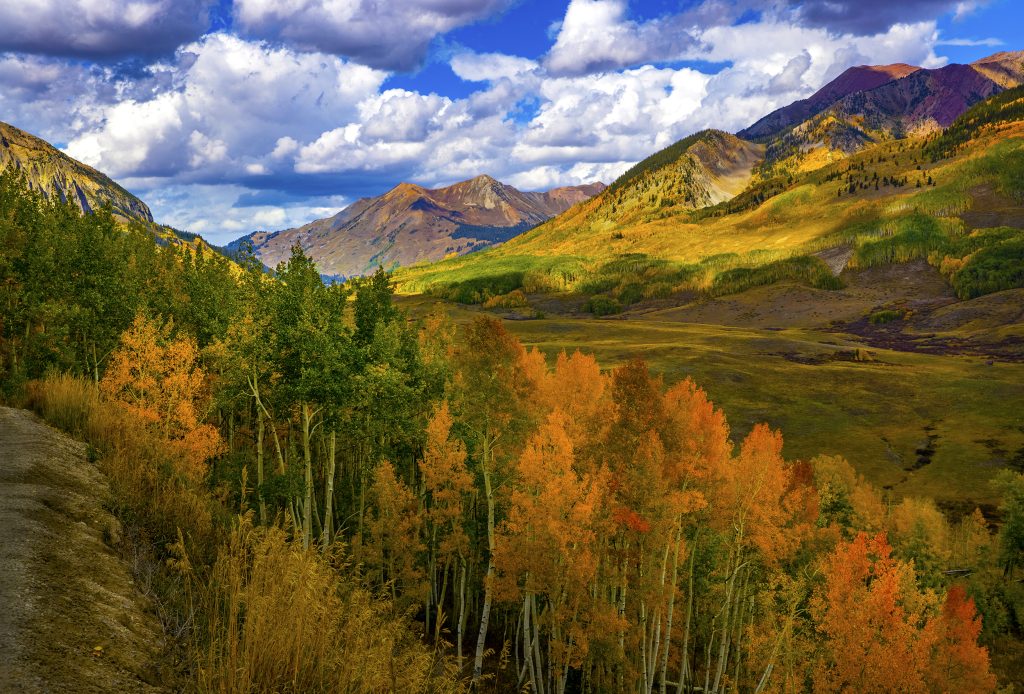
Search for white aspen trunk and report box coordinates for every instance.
[457,556,468,672]
[301,403,313,550]
[524,592,541,694]
[530,593,546,694]
[320,429,336,550]
[256,408,267,525]
[661,522,682,694]
[473,437,496,685]
[677,527,699,694]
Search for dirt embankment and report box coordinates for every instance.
[0,407,169,693]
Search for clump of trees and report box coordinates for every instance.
[3,170,1020,691]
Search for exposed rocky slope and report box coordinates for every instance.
[740,63,920,141]
[0,121,153,222]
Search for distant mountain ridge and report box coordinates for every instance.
[234,176,606,278]
[750,51,1024,168]
[0,120,153,222]
[740,63,921,141]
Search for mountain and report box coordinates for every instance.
[501,130,763,257]
[740,63,920,141]
[970,50,1024,87]
[234,176,606,278]
[0,120,153,222]
[396,53,1024,311]
[755,52,1024,170]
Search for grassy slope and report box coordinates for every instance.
[396,122,1024,302]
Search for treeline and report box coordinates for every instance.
[3,171,1024,692]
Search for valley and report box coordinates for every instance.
[401,259,1024,509]
[2,27,1024,692]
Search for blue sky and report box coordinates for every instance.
[0,0,1020,243]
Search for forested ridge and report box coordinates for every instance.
[2,170,1022,692]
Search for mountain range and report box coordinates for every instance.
[230,176,605,278]
[398,49,1024,304]
[2,49,1023,288]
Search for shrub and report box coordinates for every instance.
[585,294,622,316]
[951,239,1024,299]
[868,309,905,324]
[482,289,529,310]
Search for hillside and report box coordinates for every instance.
[396,69,1024,315]
[740,63,920,141]
[0,121,153,222]
[486,130,764,257]
[760,51,1024,172]
[233,176,605,278]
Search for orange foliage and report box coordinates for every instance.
[419,403,473,559]
[812,532,934,693]
[101,313,222,480]
[730,424,798,563]
[368,461,427,604]
[925,585,997,693]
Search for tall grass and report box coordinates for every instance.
[27,374,463,693]
[192,516,459,693]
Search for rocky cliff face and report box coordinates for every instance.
[0,121,153,223]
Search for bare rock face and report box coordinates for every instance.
[0,121,153,223]
[233,176,606,278]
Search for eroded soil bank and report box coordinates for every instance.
[0,406,169,693]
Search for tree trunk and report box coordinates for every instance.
[473,437,496,685]
[677,527,699,694]
[256,410,267,525]
[301,403,313,550]
[660,522,682,694]
[321,429,336,550]
[458,556,468,672]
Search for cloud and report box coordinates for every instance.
[544,0,701,76]
[233,0,515,71]
[782,0,967,36]
[937,37,1002,47]
[141,183,350,238]
[451,52,539,82]
[0,1,960,246]
[0,0,212,59]
[64,33,386,180]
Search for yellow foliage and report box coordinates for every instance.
[194,514,462,694]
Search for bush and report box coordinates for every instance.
[585,294,622,316]
[482,289,529,310]
[868,309,905,324]
[951,239,1024,299]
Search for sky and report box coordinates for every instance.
[0,0,1020,244]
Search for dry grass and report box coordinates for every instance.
[27,374,217,555]
[26,374,464,693]
[191,515,461,694]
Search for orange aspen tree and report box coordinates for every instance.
[924,585,996,693]
[454,316,535,684]
[367,460,427,607]
[102,313,222,479]
[418,403,474,655]
[811,532,934,693]
[497,411,607,694]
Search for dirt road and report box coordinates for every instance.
[0,407,168,693]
